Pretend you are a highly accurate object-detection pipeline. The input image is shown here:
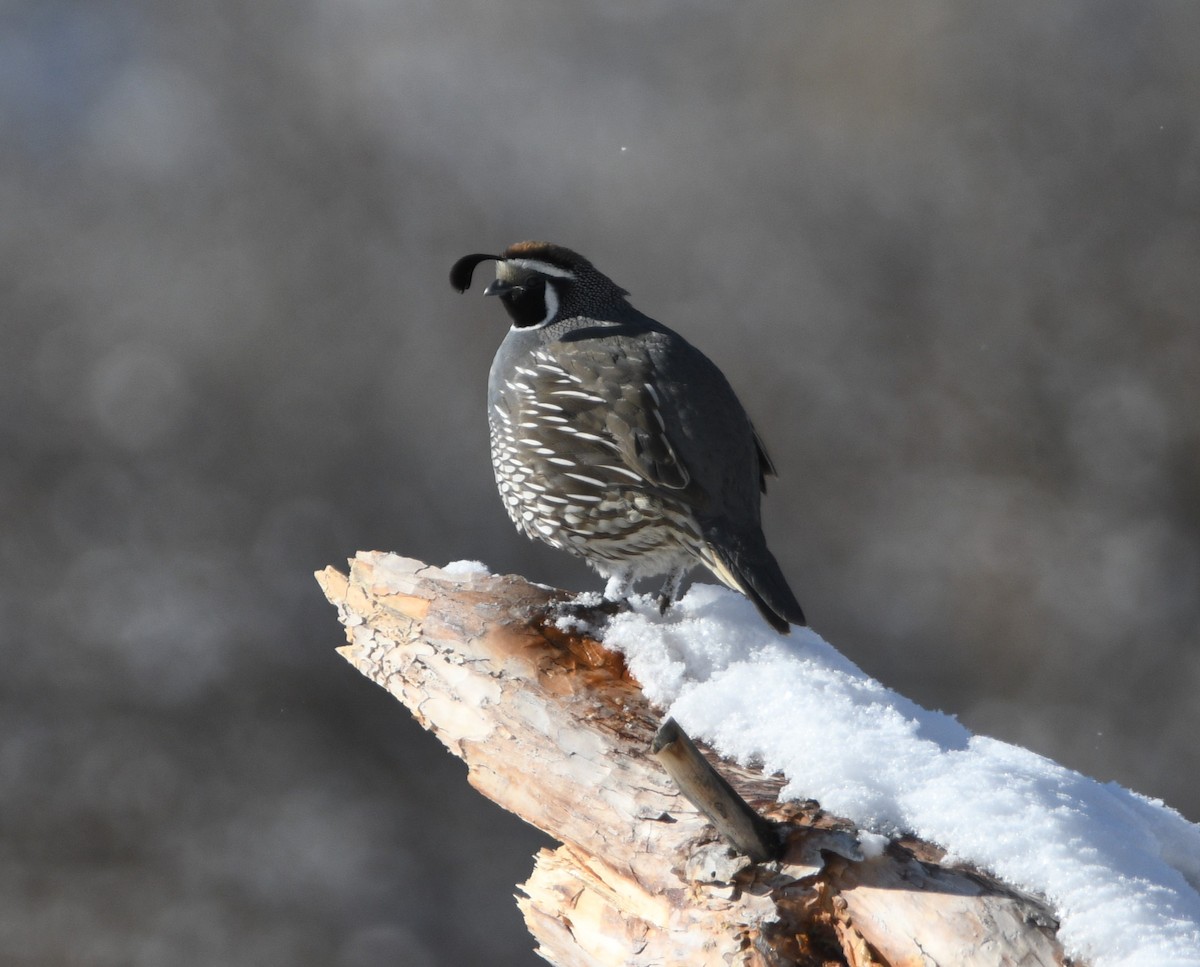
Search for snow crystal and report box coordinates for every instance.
[441,559,492,577]
[603,583,1200,967]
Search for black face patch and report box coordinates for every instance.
[501,276,553,329]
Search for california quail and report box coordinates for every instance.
[450,241,806,634]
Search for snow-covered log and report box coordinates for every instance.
[315,551,1103,966]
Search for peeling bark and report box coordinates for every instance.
[317,552,1073,967]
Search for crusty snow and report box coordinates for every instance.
[594,582,1200,967]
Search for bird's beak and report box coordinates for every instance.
[483,279,518,297]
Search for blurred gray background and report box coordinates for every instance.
[4,2,1199,964]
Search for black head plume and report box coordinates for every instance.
[450,253,501,293]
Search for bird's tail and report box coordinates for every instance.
[700,530,806,635]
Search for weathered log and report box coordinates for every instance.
[316,551,1071,967]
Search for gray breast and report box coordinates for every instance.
[486,324,702,573]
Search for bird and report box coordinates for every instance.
[450,241,806,634]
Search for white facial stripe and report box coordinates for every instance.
[507,258,576,279]
[508,279,559,332]
[537,283,559,327]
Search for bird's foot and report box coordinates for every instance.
[655,568,687,617]
[603,572,634,601]
[548,593,622,631]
